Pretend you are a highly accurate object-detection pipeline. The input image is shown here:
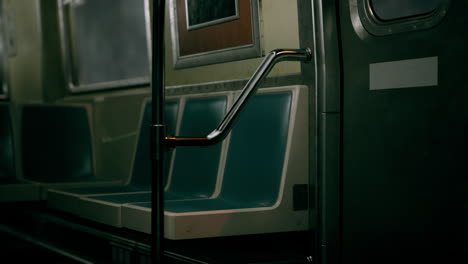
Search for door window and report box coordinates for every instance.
[352,0,451,36]
[370,0,443,21]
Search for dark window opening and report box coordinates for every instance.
[370,0,443,21]
[63,0,150,91]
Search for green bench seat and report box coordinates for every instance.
[122,86,310,239]
[0,104,41,202]
[47,99,179,214]
[76,94,228,227]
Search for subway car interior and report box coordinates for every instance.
[0,0,466,263]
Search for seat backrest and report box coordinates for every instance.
[166,95,227,199]
[0,104,16,183]
[130,99,179,187]
[22,105,94,183]
[219,92,292,207]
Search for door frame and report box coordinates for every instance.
[298,0,343,263]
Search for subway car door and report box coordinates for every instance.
[337,0,467,263]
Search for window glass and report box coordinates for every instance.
[186,0,238,30]
[65,0,149,89]
[370,0,442,21]
[0,5,7,99]
[0,37,6,98]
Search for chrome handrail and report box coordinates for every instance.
[164,48,312,148]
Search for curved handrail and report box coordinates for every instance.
[164,48,312,148]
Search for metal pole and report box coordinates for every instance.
[151,0,166,262]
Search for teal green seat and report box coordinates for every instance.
[165,96,227,200]
[1,104,42,202]
[22,105,95,183]
[163,100,179,186]
[85,192,152,204]
[75,96,228,227]
[165,92,291,212]
[0,105,16,184]
[121,87,309,238]
[83,96,227,207]
[48,100,179,196]
[131,100,179,188]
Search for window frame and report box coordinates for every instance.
[58,0,152,93]
[169,0,262,69]
[0,1,10,100]
[351,0,451,36]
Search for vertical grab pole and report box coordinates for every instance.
[151,0,166,262]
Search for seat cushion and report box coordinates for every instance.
[22,105,94,182]
[217,92,291,207]
[166,96,227,199]
[85,192,151,204]
[0,105,16,184]
[51,184,150,195]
